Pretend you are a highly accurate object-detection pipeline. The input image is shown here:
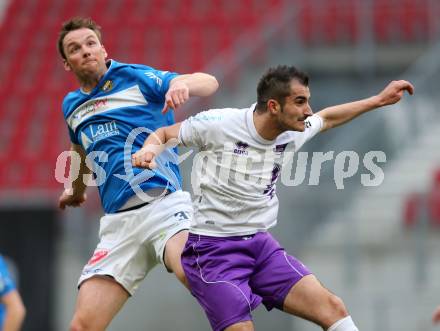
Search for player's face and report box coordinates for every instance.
[62,28,108,78]
[277,79,312,132]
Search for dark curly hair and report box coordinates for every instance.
[256,65,309,112]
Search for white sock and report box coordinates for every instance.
[327,316,359,331]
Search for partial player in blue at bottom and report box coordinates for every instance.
[0,255,25,331]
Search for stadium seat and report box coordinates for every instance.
[428,188,440,228]
[432,168,440,189]
[428,169,440,227]
[403,192,422,229]
[400,0,430,42]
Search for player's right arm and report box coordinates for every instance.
[1,290,26,331]
[58,143,90,209]
[317,80,414,132]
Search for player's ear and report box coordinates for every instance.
[267,99,280,115]
[102,45,108,59]
[63,59,71,72]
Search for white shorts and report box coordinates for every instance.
[78,190,192,295]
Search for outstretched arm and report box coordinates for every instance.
[162,73,219,113]
[2,290,26,331]
[132,123,182,169]
[58,143,90,209]
[317,80,414,132]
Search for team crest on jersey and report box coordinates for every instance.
[101,80,113,92]
[263,163,281,199]
[233,141,249,155]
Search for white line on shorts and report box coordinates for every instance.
[283,252,304,277]
[193,235,252,314]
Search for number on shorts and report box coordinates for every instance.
[174,211,189,221]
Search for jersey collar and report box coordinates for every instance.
[246,103,276,145]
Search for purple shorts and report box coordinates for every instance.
[181,232,312,331]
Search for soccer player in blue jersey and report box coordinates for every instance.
[56,17,218,331]
[0,255,26,331]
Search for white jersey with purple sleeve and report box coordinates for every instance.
[179,104,323,236]
[62,60,182,213]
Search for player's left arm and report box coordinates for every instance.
[317,80,414,132]
[162,73,219,113]
[133,108,221,168]
[1,290,26,331]
[132,123,182,169]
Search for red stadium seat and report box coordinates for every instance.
[432,168,440,189]
[297,1,316,46]
[400,0,430,42]
[403,169,440,230]
[428,188,440,228]
[428,169,440,227]
[403,192,422,229]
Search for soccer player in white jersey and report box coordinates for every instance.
[133,65,414,331]
[57,17,218,331]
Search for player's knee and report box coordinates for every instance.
[328,294,348,318]
[69,319,84,331]
[70,315,95,331]
[225,320,254,331]
[320,294,348,327]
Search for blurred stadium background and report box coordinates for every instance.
[0,0,439,330]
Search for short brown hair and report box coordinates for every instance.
[57,17,102,59]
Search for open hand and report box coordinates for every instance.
[58,189,87,210]
[377,80,414,106]
[162,81,190,114]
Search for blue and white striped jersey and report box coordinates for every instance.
[62,60,182,213]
